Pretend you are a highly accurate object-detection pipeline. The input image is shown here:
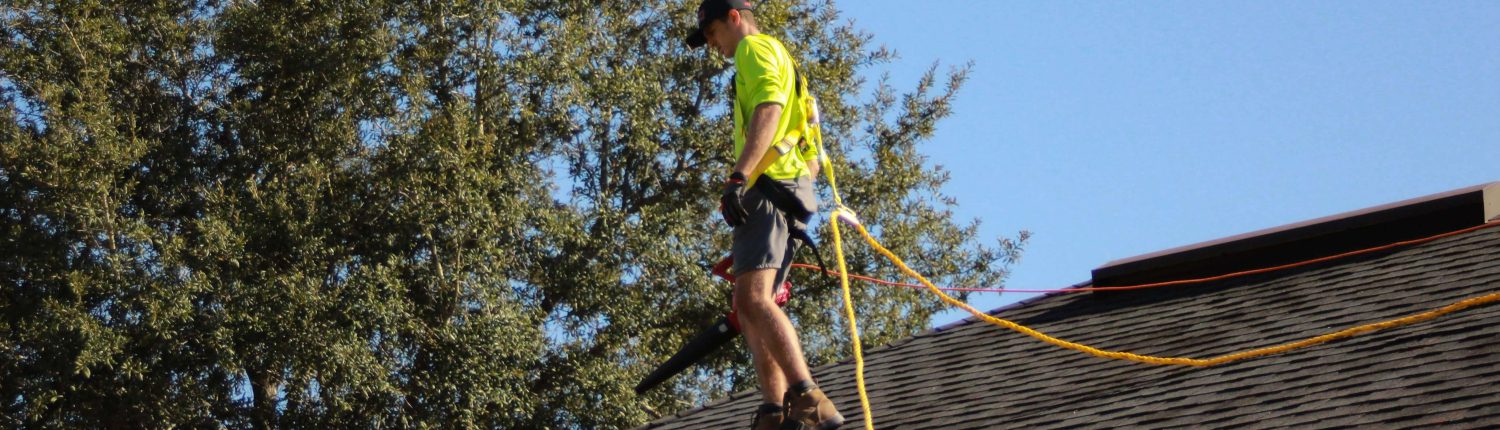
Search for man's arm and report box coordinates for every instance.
[732,102,783,179]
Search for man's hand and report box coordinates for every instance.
[719,172,749,227]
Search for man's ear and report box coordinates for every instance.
[726,9,741,27]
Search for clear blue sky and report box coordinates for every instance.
[828,1,1500,327]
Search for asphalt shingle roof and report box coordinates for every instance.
[639,224,1500,429]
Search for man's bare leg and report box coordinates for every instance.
[744,322,787,404]
[734,267,813,401]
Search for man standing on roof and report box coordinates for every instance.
[685,1,844,429]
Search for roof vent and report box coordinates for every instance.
[1092,181,1500,289]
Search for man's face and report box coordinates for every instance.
[703,14,736,57]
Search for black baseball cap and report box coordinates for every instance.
[684,0,755,48]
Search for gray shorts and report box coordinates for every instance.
[732,176,818,276]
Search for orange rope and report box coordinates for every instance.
[799,220,1500,294]
[836,217,1500,367]
[812,119,1499,426]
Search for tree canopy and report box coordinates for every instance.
[0,0,1025,428]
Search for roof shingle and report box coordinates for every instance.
[640,225,1500,429]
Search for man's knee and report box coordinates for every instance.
[733,268,778,306]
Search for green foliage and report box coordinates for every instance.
[0,0,1025,428]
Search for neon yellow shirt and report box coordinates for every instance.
[733,33,809,180]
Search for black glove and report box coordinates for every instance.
[718,172,749,227]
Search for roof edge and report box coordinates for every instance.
[1092,181,1499,288]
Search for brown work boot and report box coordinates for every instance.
[748,404,783,430]
[781,386,844,430]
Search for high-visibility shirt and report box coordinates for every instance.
[733,33,812,180]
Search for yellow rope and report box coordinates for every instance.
[812,119,875,430]
[842,219,1500,367]
[828,211,873,430]
[813,138,1498,427]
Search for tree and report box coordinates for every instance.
[0,0,1024,428]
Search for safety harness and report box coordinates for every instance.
[736,65,833,284]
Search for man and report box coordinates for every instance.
[684,1,844,429]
